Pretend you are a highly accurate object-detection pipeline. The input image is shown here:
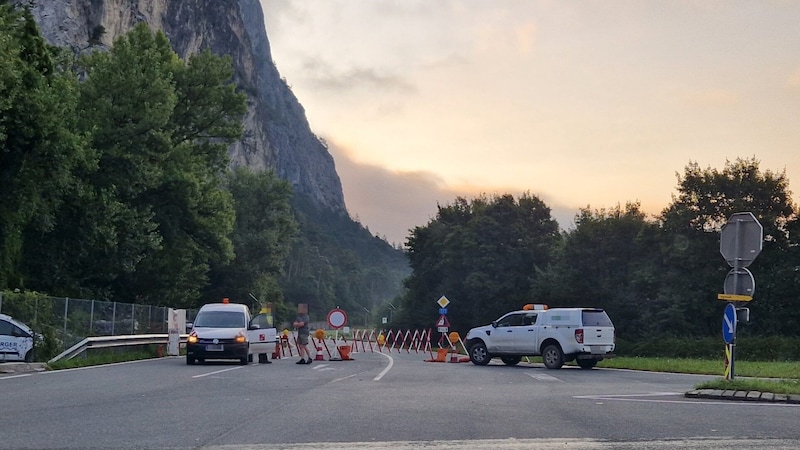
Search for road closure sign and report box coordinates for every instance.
[327,308,347,329]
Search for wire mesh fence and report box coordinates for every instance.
[0,291,196,357]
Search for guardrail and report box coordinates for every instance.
[48,334,188,364]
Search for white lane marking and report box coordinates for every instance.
[0,373,33,380]
[191,366,244,378]
[574,392,800,407]
[373,351,394,381]
[526,372,563,382]
[331,373,360,383]
[312,364,336,372]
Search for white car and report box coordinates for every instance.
[185,302,277,365]
[464,304,616,369]
[0,313,36,363]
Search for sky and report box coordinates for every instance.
[260,1,800,245]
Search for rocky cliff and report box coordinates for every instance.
[19,0,346,212]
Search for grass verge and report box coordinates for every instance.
[598,356,800,395]
[47,346,161,370]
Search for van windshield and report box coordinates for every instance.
[582,310,613,327]
[194,311,246,328]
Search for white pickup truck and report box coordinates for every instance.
[464,304,616,369]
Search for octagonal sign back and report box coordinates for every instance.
[720,212,762,268]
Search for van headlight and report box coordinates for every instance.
[235,332,246,344]
[187,332,198,344]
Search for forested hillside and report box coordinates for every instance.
[0,5,408,326]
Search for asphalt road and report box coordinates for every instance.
[2,350,799,449]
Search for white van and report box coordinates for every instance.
[185,302,277,365]
[0,313,36,363]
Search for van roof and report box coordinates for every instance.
[198,303,249,313]
[0,313,34,334]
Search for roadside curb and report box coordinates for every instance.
[685,389,800,404]
[0,362,48,374]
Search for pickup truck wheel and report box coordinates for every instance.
[469,342,491,365]
[577,359,597,369]
[542,344,564,369]
[501,356,521,366]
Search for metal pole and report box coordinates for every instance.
[90,300,95,335]
[112,302,117,335]
[63,298,69,351]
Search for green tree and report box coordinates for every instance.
[658,157,799,336]
[0,4,91,290]
[205,167,297,309]
[534,203,662,337]
[21,24,244,306]
[397,193,560,333]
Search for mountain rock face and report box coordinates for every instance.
[20,0,346,212]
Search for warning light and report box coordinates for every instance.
[222,297,230,304]
[523,304,548,310]
[448,331,460,344]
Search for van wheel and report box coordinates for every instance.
[469,342,491,365]
[186,356,195,365]
[577,359,597,369]
[542,344,564,369]
[24,350,34,363]
[501,356,521,366]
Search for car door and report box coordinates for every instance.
[514,313,540,354]
[246,313,277,355]
[492,313,525,353]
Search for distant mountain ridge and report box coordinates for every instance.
[19,0,346,213]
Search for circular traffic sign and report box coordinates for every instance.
[722,303,737,344]
[327,308,347,329]
[723,267,755,296]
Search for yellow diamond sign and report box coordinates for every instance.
[437,295,450,308]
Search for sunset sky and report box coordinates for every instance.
[260,1,800,245]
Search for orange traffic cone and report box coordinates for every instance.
[315,341,325,361]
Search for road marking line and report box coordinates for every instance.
[192,366,244,378]
[373,351,394,381]
[0,373,32,380]
[526,372,563,382]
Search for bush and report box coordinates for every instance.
[616,335,800,361]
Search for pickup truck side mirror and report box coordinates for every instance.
[491,321,498,328]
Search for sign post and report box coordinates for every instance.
[718,212,762,380]
[436,296,451,345]
[722,303,736,380]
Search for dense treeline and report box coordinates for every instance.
[395,158,800,340]
[0,5,409,323]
